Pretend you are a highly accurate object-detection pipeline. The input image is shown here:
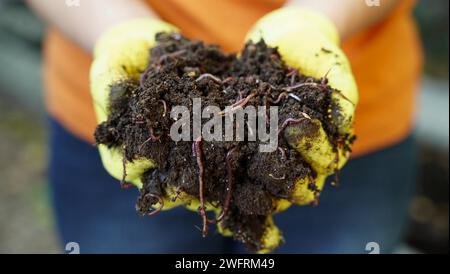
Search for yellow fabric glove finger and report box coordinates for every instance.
[94,18,177,59]
[258,216,283,254]
[215,214,283,254]
[90,18,177,188]
[283,118,350,175]
[290,174,327,206]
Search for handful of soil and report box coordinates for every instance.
[94,33,354,252]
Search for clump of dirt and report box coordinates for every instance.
[94,33,354,251]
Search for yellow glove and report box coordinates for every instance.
[238,7,358,252]
[90,18,187,209]
[246,7,358,206]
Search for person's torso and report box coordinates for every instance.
[43,0,422,156]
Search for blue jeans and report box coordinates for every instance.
[49,118,416,253]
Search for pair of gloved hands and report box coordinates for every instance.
[90,7,358,253]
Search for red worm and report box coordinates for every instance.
[157,49,186,64]
[145,193,164,216]
[193,137,209,237]
[219,93,256,115]
[139,128,161,151]
[271,92,288,104]
[267,92,301,105]
[214,147,238,223]
[120,148,132,189]
[159,99,168,117]
[286,67,297,77]
[282,82,323,92]
[313,189,320,207]
[283,78,355,106]
[195,73,223,84]
[277,117,309,136]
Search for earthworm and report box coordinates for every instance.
[269,173,286,180]
[288,93,302,102]
[271,92,288,104]
[283,74,355,107]
[332,90,355,106]
[267,92,301,104]
[333,167,340,188]
[277,116,310,136]
[287,68,298,85]
[145,193,164,216]
[195,73,223,84]
[139,72,146,86]
[139,127,161,151]
[120,148,132,189]
[232,93,256,108]
[139,66,151,86]
[158,49,186,64]
[286,67,297,77]
[320,65,335,85]
[313,189,320,207]
[193,137,209,237]
[214,147,238,223]
[290,74,296,85]
[308,181,320,207]
[282,82,323,92]
[159,99,168,117]
[120,181,133,189]
[219,93,256,115]
[267,83,278,91]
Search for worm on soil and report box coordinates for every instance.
[193,137,209,237]
[158,49,187,64]
[139,128,161,151]
[195,73,223,84]
[145,193,164,216]
[218,93,256,115]
[214,147,238,223]
[277,116,310,136]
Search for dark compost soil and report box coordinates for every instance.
[94,33,353,251]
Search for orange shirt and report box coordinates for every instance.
[43,0,422,157]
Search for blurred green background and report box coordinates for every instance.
[0,0,448,253]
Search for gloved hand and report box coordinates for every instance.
[235,6,359,251]
[246,6,358,205]
[90,10,358,253]
[90,18,186,210]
